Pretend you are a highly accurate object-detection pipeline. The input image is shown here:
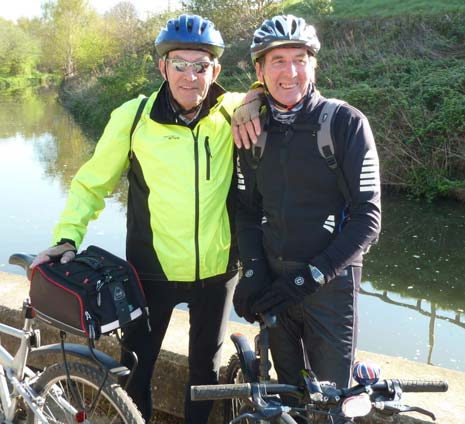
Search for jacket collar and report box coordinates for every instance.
[295,85,323,123]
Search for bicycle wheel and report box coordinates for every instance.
[223,354,259,424]
[27,361,144,424]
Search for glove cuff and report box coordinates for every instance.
[56,238,76,249]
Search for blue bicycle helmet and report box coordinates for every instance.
[251,15,320,63]
[155,15,225,58]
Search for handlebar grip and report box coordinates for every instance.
[9,253,36,281]
[398,380,448,393]
[373,379,448,393]
[191,383,252,401]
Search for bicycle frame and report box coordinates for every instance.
[0,302,53,422]
[0,298,130,424]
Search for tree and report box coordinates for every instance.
[183,0,285,42]
[41,0,96,77]
[0,18,40,76]
[103,1,141,57]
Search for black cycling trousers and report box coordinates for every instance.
[120,272,238,423]
[267,260,361,393]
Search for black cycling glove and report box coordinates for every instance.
[251,266,324,315]
[233,259,271,323]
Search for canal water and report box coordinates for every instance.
[1,88,464,372]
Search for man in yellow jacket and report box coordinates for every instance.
[32,14,247,423]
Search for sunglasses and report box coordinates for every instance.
[166,58,213,74]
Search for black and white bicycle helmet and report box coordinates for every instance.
[251,15,320,63]
[155,14,225,58]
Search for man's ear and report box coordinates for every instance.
[212,62,222,82]
[159,58,167,80]
[309,56,317,84]
[255,62,264,83]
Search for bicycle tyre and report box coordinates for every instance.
[223,353,259,424]
[27,361,144,424]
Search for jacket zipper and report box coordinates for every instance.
[193,127,200,281]
[279,127,293,258]
[205,136,212,180]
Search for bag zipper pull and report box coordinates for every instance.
[85,311,96,339]
[96,279,104,306]
[96,279,104,291]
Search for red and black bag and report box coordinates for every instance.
[30,245,147,339]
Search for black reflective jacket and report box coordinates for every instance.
[235,89,381,282]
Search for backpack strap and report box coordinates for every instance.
[129,96,148,159]
[219,106,231,125]
[318,99,352,204]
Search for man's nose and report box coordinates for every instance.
[284,61,298,76]
[184,66,197,80]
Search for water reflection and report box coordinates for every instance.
[1,89,464,372]
[0,88,128,269]
[359,192,465,370]
[364,196,465,311]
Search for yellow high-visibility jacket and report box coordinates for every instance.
[54,82,244,282]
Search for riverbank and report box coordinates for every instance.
[0,270,464,423]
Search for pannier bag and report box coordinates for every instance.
[30,245,147,339]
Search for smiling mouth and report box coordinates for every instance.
[280,83,298,89]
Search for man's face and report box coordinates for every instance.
[160,50,221,112]
[256,47,315,107]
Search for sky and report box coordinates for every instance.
[0,0,180,22]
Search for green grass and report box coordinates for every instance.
[334,0,465,18]
[285,0,465,20]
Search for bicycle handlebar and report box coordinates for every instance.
[260,312,277,328]
[9,253,36,281]
[191,383,302,401]
[371,379,448,393]
[191,379,448,402]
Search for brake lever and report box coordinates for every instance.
[374,401,436,421]
[230,407,289,424]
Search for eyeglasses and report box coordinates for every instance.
[166,58,213,74]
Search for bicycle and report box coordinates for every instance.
[1,252,144,423]
[193,315,449,424]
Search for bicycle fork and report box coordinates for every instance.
[7,370,88,424]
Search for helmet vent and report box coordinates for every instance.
[291,19,297,35]
[155,14,225,58]
[275,20,285,36]
[250,14,321,62]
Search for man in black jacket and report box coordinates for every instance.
[232,14,381,404]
